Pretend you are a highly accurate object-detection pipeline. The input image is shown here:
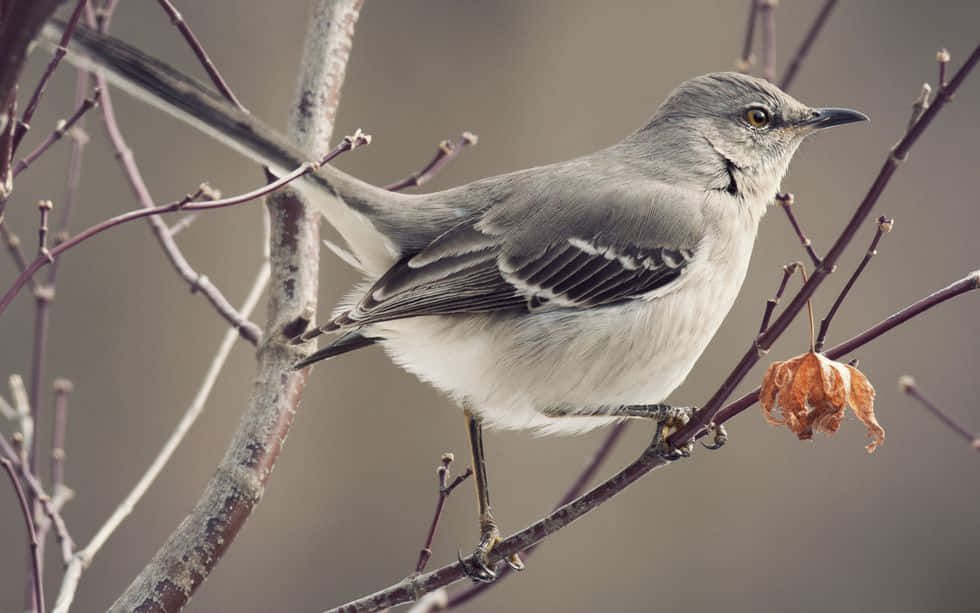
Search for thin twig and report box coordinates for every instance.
[154,0,246,111]
[779,0,838,90]
[167,212,199,236]
[777,192,821,266]
[736,0,759,73]
[758,0,777,82]
[899,376,979,451]
[415,453,472,574]
[12,88,100,177]
[48,69,93,284]
[1,224,40,293]
[49,378,73,496]
[384,132,477,192]
[2,457,45,613]
[759,262,801,335]
[11,0,87,153]
[814,216,893,351]
[0,130,370,319]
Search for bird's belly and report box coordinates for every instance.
[373,268,743,435]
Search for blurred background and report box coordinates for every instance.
[2,1,978,611]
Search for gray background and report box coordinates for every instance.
[2,1,978,611]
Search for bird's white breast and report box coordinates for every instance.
[372,198,759,435]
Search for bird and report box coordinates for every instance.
[42,22,868,582]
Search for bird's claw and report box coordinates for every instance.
[458,518,525,583]
[701,422,728,450]
[457,549,496,583]
[650,417,694,461]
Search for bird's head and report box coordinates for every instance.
[634,72,867,205]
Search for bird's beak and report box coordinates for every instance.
[801,107,870,130]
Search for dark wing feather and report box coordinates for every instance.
[328,218,697,329]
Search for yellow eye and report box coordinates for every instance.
[744,107,771,128]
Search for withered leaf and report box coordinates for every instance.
[760,351,884,453]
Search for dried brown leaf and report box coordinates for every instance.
[760,351,884,453]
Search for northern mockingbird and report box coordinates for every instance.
[43,22,867,581]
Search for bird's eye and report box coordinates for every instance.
[744,107,771,128]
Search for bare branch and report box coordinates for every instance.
[415,453,472,574]
[899,376,979,451]
[2,457,45,613]
[385,132,478,192]
[758,0,777,82]
[12,88,101,178]
[735,0,759,73]
[12,0,88,152]
[814,216,892,351]
[155,0,247,111]
[779,0,838,90]
[759,261,802,335]
[108,2,364,609]
[776,192,821,267]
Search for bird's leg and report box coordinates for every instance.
[459,408,525,583]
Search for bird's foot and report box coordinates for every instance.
[457,516,524,583]
[649,408,696,461]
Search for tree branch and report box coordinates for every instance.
[779,0,838,90]
[899,376,979,451]
[107,1,364,609]
[2,456,45,613]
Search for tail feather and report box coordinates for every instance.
[294,330,379,369]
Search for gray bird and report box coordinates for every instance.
[43,22,867,581]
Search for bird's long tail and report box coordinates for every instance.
[37,19,410,273]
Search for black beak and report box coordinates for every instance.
[802,107,869,130]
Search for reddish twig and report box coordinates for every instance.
[779,0,838,90]
[155,0,246,111]
[2,457,45,613]
[12,0,88,152]
[814,216,892,351]
[12,88,100,177]
[899,376,979,451]
[759,261,802,335]
[777,192,821,266]
[415,453,472,574]
[758,0,777,82]
[384,132,477,192]
[736,0,759,73]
